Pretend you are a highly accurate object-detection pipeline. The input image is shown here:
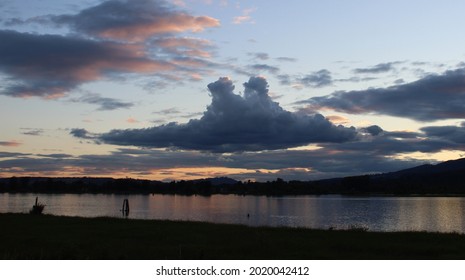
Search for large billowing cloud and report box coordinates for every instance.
[48,0,219,42]
[75,77,357,152]
[304,68,465,121]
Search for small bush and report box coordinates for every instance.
[30,203,45,215]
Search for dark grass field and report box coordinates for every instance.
[1,213,465,259]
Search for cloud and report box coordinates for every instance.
[362,125,384,136]
[275,57,297,63]
[20,128,45,136]
[277,74,292,86]
[74,77,357,152]
[0,144,428,181]
[49,0,220,42]
[0,152,30,158]
[249,64,280,74]
[296,69,333,88]
[305,68,465,121]
[71,94,134,111]
[0,1,221,98]
[6,124,465,180]
[248,52,269,60]
[232,8,256,25]
[421,122,465,144]
[0,141,21,147]
[69,128,97,140]
[153,107,182,115]
[0,30,173,98]
[320,128,459,156]
[152,37,215,58]
[126,117,139,124]
[353,62,400,74]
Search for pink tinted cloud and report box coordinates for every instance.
[126,117,140,124]
[0,141,21,147]
[95,14,219,42]
[48,0,221,42]
[0,31,175,99]
[233,8,256,24]
[1,0,220,99]
[155,37,214,58]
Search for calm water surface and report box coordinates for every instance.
[1,193,465,233]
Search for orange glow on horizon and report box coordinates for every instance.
[0,166,305,182]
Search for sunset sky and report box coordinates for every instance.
[1,0,465,181]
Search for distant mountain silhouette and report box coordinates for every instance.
[383,158,465,178]
[206,177,239,186]
[1,158,465,195]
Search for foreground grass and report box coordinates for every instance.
[1,213,465,259]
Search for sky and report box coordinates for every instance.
[1,0,465,182]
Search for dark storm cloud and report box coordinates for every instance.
[71,94,134,111]
[75,77,357,152]
[47,0,219,42]
[305,68,465,121]
[353,62,400,74]
[0,30,172,98]
[297,69,333,88]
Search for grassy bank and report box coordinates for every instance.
[1,213,465,259]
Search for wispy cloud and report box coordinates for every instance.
[249,64,280,74]
[126,117,140,124]
[353,61,402,74]
[296,69,333,88]
[0,140,21,147]
[70,94,134,111]
[233,8,256,25]
[20,128,45,136]
[153,37,215,58]
[275,57,297,63]
[248,52,269,60]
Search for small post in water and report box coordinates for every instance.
[121,199,130,217]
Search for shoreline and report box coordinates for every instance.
[3,191,465,197]
[1,213,465,260]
